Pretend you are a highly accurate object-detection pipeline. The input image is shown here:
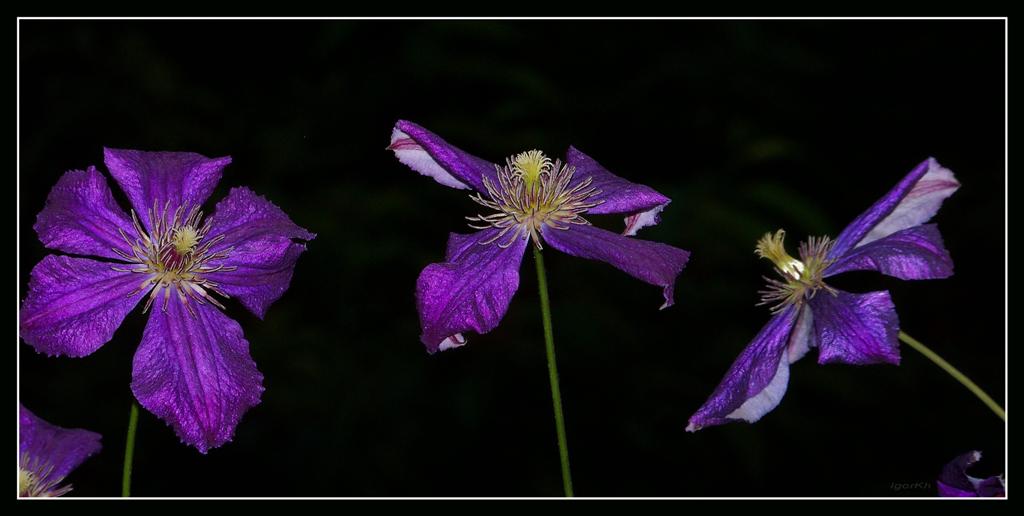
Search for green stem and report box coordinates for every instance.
[533,246,574,497]
[121,401,140,497]
[899,331,1005,421]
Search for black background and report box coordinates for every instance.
[18,20,1005,497]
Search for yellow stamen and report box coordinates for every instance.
[511,150,553,188]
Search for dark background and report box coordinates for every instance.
[18,20,1005,497]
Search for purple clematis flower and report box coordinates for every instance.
[388,120,690,353]
[937,451,1005,497]
[19,149,314,452]
[687,158,959,431]
[19,404,101,497]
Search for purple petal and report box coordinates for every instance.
[20,255,146,357]
[810,289,900,365]
[539,223,689,309]
[826,224,954,280]
[686,307,800,431]
[19,405,101,489]
[203,187,315,319]
[938,451,1005,497]
[104,148,231,231]
[831,158,959,259]
[388,120,499,192]
[33,167,135,261]
[131,297,263,453]
[416,228,528,353]
[566,146,672,235]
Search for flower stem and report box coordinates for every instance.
[899,331,1005,421]
[532,246,574,497]
[121,401,140,497]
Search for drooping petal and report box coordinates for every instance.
[131,297,263,453]
[19,405,101,492]
[566,146,672,235]
[830,158,959,259]
[202,187,315,319]
[825,224,954,280]
[686,307,799,432]
[388,120,499,192]
[539,223,689,309]
[810,289,900,365]
[33,167,135,261]
[416,228,529,353]
[20,255,146,357]
[103,148,231,231]
[937,451,1005,497]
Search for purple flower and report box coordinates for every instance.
[389,120,690,353]
[19,404,101,497]
[937,451,1005,497]
[20,149,314,452]
[687,158,959,431]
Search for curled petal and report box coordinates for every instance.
[540,223,689,309]
[19,405,101,493]
[20,255,145,357]
[388,120,499,192]
[131,297,264,453]
[831,158,959,259]
[33,167,135,261]
[938,451,1005,497]
[566,146,672,235]
[204,187,315,319]
[826,224,954,280]
[103,148,231,231]
[416,228,528,353]
[810,289,900,365]
[687,307,799,431]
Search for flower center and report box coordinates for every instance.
[467,150,604,249]
[112,200,236,317]
[754,229,838,312]
[19,452,70,497]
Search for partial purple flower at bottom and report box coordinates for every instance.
[938,451,1005,497]
[687,158,959,431]
[389,120,689,353]
[19,404,101,497]
[19,149,315,452]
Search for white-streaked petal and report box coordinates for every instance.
[389,128,470,190]
[858,158,959,247]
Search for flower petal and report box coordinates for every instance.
[539,223,689,309]
[686,307,799,431]
[830,158,959,259]
[416,228,528,353]
[20,255,145,357]
[103,148,231,231]
[131,297,264,453]
[825,224,954,280]
[566,146,672,235]
[203,187,315,319]
[388,120,498,192]
[19,405,101,487]
[810,289,900,365]
[33,167,135,261]
[938,451,1005,497]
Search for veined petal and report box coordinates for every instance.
[830,158,959,259]
[131,297,264,453]
[810,289,900,365]
[20,255,146,357]
[566,146,672,236]
[19,405,101,492]
[388,120,499,192]
[104,148,231,231]
[33,167,135,261]
[938,451,1005,497]
[825,224,953,280]
[416,228,528,353]
[540,223,689,309]
[204,187,315,319]
[686,307,799,432]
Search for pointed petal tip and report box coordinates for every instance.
[685,421,700,433]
